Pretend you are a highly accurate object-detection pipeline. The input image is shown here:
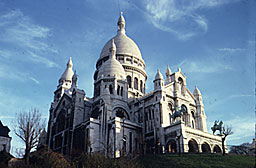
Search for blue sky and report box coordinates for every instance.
[0,0,255,156]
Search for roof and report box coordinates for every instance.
[98,40,126,79]
[193,85,202,96]
[59,57,74,82]
[99,12,143,60]
[155,69,164,80]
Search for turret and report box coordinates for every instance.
[165,65,171,84]
[54,57,74,101]
[193,85,207,132]
[154,69,164,90]
[193,85,203,105]
[70,70,78,92]
[58,57,74,86]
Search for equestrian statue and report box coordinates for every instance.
[211,120,223,135]
[171,105,187,121]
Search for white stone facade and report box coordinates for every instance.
[47,13,224,157]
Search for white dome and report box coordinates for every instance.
[59,57,74,82]
[98,40,126,79]
[98,57,126,79]
[100,12,142,60]
[155,69,164,80]
[100,33,142,60]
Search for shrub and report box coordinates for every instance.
[73,153,144,168]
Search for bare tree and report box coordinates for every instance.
[222,125,233,156]
[13,108,46,164]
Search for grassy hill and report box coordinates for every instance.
[138,154,255,168]
[2,149,255,168]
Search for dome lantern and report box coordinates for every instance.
[117,12,126,34]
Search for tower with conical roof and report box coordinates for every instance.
[166,65,172,84]
[154,69,164,90]
[193,86,207,132]
[54,57,74,101]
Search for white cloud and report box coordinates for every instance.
[218,48,245,52]
[0,9,59,64]
[29,77,40,84]
[0,116,15,119]
[207,116,254,145]
[0,61,40,84]
[0,50,12,58]
[143,0,238,40]
[27,51,59,68]
[173,59,233,73]
[225,117,255,143]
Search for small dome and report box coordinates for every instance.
[59,57,74,82]
[193,85,201,96]
[98,40,126,79]
[155,69,164,80]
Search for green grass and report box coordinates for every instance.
[138,154,255,168]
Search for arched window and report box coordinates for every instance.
[140,80,143,92]
[127,76,132,88]
[57,111,65,133]
[168,103,172,111]
[178,77,184,94]
[191,111,195,128]
[117,85,120,95]
[121,87,123,96]
[169,113,172,124]
[129,132,133,153]
[191,111,195,119]
[109,84,113,94]
[134,77,138,90]
[115,107,129,120]
[181,104,187,112]
[181,104,187,123]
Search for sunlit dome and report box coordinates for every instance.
[99,12,142,60]
[98,39,126,79]
[59,57,74,82]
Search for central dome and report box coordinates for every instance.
[99,12,142,60]
[100,33,142,59]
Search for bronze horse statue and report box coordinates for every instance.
[171,105,187,121]
[211,120,223,135]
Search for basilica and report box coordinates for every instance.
[46,13,224,157]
